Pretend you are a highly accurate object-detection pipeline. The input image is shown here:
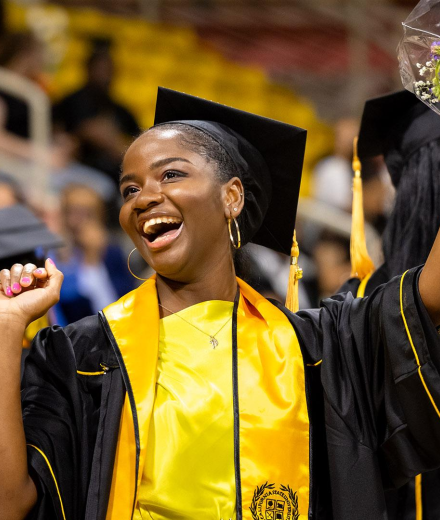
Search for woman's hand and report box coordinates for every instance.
[0,258,63,328]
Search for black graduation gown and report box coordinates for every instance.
[340,264,440,520]
[22,266,440,520]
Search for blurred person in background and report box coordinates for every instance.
[361,155,393,235]
[0,203,63,373]
[0,31,120,227]
[313,117,358,212]
[0,32,73,169]
[0,171,25,208]
[308,155,389,305]
[306,117,390,307]
[54,42,141,185]
[313,230,351,301]
[54,182,134,324]
[342,90,440,520]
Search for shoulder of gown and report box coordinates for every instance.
[22,314,124,520]
[272,267,440,519]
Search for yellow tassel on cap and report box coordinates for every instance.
[350,137,375,279]
[285,230,303,313]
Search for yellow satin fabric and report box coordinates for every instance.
[105,279,160,520]
[135,300,236,519]
[23,314,49,348]
[104,277,310,520]
[236,279,310,519]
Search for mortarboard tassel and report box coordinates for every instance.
[350,137,375,279]
[285,230,303,313]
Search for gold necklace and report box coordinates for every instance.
[158,302,233,349]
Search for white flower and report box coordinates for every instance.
[420,67,427,75]
[417,63,422,68]
[427,61,433,67]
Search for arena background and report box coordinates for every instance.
[0,0,417,319]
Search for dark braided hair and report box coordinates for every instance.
[146,123,252,278]
[382,138,440,277]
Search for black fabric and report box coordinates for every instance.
[358,90,440,188]
[291,267,440,519]
[153,87,307,255]
[22,267,440,519]
[22,315,124,520]
[340,266,440,520]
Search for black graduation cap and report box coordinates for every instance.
[358,90,440,187]
[153,87,307,255]
[0,204,63,261]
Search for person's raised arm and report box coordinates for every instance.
[0,259,63,520]
[418,227,440,327]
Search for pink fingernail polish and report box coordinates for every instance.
[34,269,43,275]
[48,258,56,267]
[21,277,31,284]
[5,287,12,297]
[12,283,21,292]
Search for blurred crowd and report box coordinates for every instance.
[0,28,395,326]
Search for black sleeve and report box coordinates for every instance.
[22,317,112,520]
[379,267,440,484]
[291,266,440,518]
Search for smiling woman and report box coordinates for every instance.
[119,123,249,288]
[2,88,440,520]
[119,125,241,289]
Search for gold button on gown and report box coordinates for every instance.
[135,300,236,519]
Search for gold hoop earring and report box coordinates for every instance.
[127,248,149,281]
[228,217,241,249]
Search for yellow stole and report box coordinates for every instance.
[103,276,310,519]
[23,315,49,348]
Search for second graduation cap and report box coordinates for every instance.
[153,87,307,255]
[358,89,440,186]
[0,204,63,261]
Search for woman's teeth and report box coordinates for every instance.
[143,216,182,235]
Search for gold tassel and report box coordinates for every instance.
[285,230,303,313]
[350,137,375,279]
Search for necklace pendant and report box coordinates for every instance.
[210,336,218,349]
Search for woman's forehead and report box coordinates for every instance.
[123,128,206,172]
[125,129,186,160]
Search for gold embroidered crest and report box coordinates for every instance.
[250,482,299,520]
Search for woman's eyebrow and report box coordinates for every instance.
[150,157,191,170]
[119,173,138,187]
[119,158,192,187]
